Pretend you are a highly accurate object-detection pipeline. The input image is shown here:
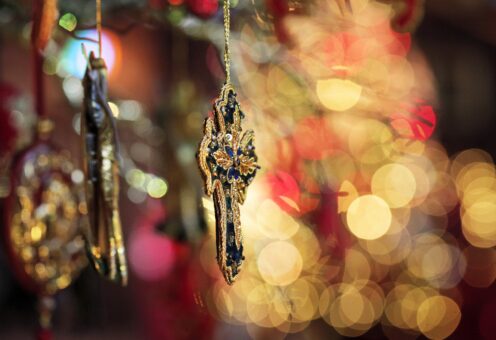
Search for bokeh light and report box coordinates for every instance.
[372,163,416,208]
[316,78,362,112]
[417,296,461,339]
[146,177,169,198]
[58,12,77,32]
[59,29,121,79]
[347,195,392,240]
[129,229,175,281]
[257,241,303,286]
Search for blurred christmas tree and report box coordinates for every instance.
[197,1,496,339]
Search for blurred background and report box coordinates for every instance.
[1,0,496,339]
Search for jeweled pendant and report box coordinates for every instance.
[198,83,259,284]
[4,120,87,296]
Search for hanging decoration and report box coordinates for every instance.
[80,0,128,285]
[3,1,87,337]
[4,123,88,337]
[197,0,259,285]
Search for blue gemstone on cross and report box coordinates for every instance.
[227,167,240,181]
[226,146,234,158]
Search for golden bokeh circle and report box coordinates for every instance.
[257,241,303,286]
[255,200,300,240]
[417,296,461,339]
[347,195,392,240]
[372,163,417,208]
[316,78,362,112]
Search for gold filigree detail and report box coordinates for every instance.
[238,155,257,176]
[197,83,259,285]
[213,180,230,282]
[213,149,233,170]
[198,117,214,196]
[231,186,242,251]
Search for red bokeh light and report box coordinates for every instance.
[391,100,437,141]
[265,170,301,214]
[186,0,219,19]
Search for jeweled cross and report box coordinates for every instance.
[198,83,259,284]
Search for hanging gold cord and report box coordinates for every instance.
[223,0,231,84]
[96,0,102,57]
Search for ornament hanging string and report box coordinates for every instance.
[31,0,58,119]
[32,1,45,119]
[223,0,231,84]
[81,0,103,65]
[33,46,45,118]
[96,0,102,57]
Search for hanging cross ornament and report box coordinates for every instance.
[197,0,259,285]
